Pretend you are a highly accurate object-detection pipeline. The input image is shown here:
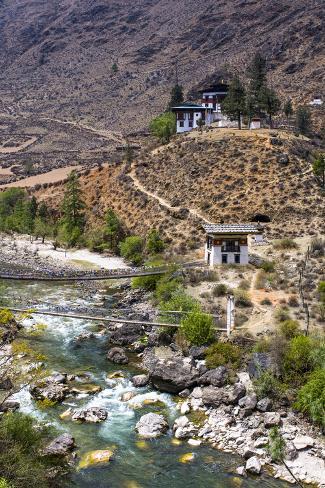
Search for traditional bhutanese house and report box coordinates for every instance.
[249,117,261,129]
[172,103,213,133]
[203,223,263,266]
[199,83,235,127]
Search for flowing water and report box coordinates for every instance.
[3,279,292,488]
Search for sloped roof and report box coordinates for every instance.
[171,102,208,110]
[203,223,262,234]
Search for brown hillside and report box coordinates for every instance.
[32,129,325,249]
[0,0,324,132]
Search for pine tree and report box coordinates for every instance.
[259,86,281,127]
[283,99,293,121]
[60,170,85,246]
[168,84,184,109]
[296,106,312,135]
[104,208,124,251]
[246,52,267,118]
[221,76,246,129]
[313,153,325,188]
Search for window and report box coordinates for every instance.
[235,254,240,264]
[189,120,193,128]
[222,254,228,264]
[207,236,213,249]
[179,121,184,127]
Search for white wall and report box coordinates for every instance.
[205,244,249,266]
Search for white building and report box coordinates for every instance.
[249,117,261,129]
[199,83,239,128]
[172,103,213,134]
[309,96,323,106]
[203,223,263,266]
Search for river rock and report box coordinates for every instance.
[264,412,281,428]
[292,435,314,450]
[135,413,168,438]
[142,347,200,394]
[199,366,228,387]
[71,407,108,423]
[79,449,115,469]
[189,346,208,360]
[256,398,273,412]
[238,394,257,410]
[109,323,143,346]
[0,377,13,390]
[107,347,129,365]
[246,456,261,474]
[236,466,247,477]
[131,374,149,387]
[173,416,197,439]
[285,441,298,460]
[120,391,136,402]
[0,400,20,412]
[201,386,225,407]
[30,382,69,402]
[43,433,75,456]
[46,373,67,384]
[225,383,246,404]
[73,331,95,344]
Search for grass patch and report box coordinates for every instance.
[273,238,298,250]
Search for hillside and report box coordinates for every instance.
[0,0,324,133]
[32,128,325,250]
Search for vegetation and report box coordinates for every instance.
[59,170,85,247]
[205,341,241,369]
[180,311,214,346]
[221,76,246,129]
[119,235,145,265]
[273,238,298,250]
[234,289,252,307]
[150,112,176,143]
[283,99,293,121]
[295,369,325,428]
[0,412,68,487]
[279,319,300,339]
[159,289,201,324]
[254,371,284,400]
[312,153,325,188]
[168,84,184,110]
[212,283,228,297]
[146,229,165,254]
[296,105,312,135]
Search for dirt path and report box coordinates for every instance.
[129,165,211,224]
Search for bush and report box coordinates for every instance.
[274,306,291,322]
[283,335,314,382]
[310,237,325,256]
[255,270,267,289]
[254,371,284,400]
[132,274,161,291]
[212,283,228,297]
[287,295,299,307]
[273,238,298,250]
[253,337,271,353]
[279,319,300,339]
[146,229,165,254]
[260,298,272,305]
[234,289,252,307]
[238,279,250,290]
[159,290,201,324]
[180,311,214,346]
[295,369,325,428]
[154,277,181,303]
[205,342,241,369]
[318,281,325,302]
[0,309,14,326]
[0,480,13,488]
[261,260,275,273]
[119,236,144,265]
[149,112,176,143]
[0,412,68,487]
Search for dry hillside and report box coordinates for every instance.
[0,0,324,132]
[32,128,325,250]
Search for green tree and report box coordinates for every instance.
[283,99,293,121]
[146,228,165,254]
[296,106,312,135]
[259,86,281,127]
[295,369,325,428]
[150,112,176,143]
[181,311,214,346]
[221,76,246,129]
[119,235,144,265]
[246,52,267,117]
[104,208,124,251]
[60,170,85,246]
[112,62,118,73]
[312,153,325,188]
[168,84,184,109]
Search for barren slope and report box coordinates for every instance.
[0,0,323,132]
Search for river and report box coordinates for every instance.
[3,278,292,488]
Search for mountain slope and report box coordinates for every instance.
[0,0,324,132]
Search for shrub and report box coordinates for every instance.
[273,238,298,250]
[318,281,325,302]
[261,260,275,273]
[180,311,214,346]
[119,236,144,265]
[155,277,181,303]
[310,237,325,256]
[205,342,241,369]
[212,283,228,297]
[260,298,272,305]
[146,229,165,254]
[274,306,291,322]
[283,335,314,382]
[238,279,250,290]
[279,319,300,339]
[253,337,271,353]
[254,371,284,400]
[255,270,267,289]
[234,289,252,307]
[0,309,14,326]
[0,480,13,488]
[267,427,286,462]
[159,290,201,324]
[149,112,176,143]
[287,295,299,307]
[295,369,325,428]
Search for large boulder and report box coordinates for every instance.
[264,412,281,428]
[238,394,257,410]
[189,346,208,360]
[135,413,168,438]
[199,366,228,387]
[43,433,75,456]
[246,456,262,475]
[201,386,225,407]
[142,347,200,394]
[109,323,143,346]
[71,407,108,423]
[30,381,69,402]
[0,400,20,412]
[256,398,273,412]
[225,383,246,405]
[0,377,13,390]
[107,347,129,365]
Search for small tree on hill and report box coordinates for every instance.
[259,86,281,127]
[313,153,325,188]
[168,84,184,110]
[146,228,165,254]
[119,235,144,265]
[150,112,176,143]
[296,106,312,135]
[283,99,293,121]
[246,52,267,116]
[60,170,85,246]
[104,208,124,251]
[221,76,246,129]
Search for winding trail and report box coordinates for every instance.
[129,165,211,224]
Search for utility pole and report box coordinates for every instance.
[226,294,235,336]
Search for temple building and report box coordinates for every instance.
[203,223,263,266]
[171,103,213,133]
